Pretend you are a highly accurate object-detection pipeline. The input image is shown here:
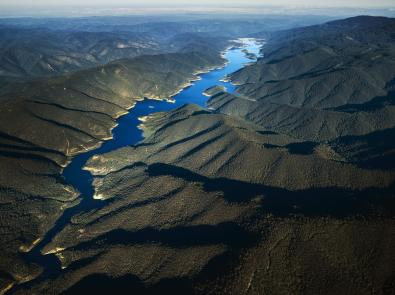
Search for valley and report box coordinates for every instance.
[0,13,394,295]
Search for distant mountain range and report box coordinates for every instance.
[0,28,231,94]
[0,15,394,295]
[0,15,334,94]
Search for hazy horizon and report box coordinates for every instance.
[0,4,394,18]
[1,0,395,8]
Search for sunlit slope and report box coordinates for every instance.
[24,103,395,294]
[231,16,395,109]
[28,16,395,294]
[2,15,395,294]
[0,26,230,94]
[0,29,162,89]
[0,43,225,291]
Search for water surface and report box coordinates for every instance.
[63,38,263,200]
[21,38,263,286]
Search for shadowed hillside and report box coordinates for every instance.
[0,34,227,293]
[1,15,395,295]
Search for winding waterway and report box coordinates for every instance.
[63,38,262,200]
[20,38,263,289]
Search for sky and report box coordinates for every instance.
[1,0,394,7]
[1,0,394,18]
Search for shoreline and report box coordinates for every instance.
[10,38,263,294]
[63,38,256,168]
[81,38,259,177]
[59,59,225,170]
[58,38,263,172]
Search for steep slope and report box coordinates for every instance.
[0,28,162,90]
[0,26,232,96]
[27,16,395,294]
[2,15,395,294]
[231,16,395,106]
[214,16,395,146]
[21,103,395,294]
[0,45,226,292]
[207,92,395,141]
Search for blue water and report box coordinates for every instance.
[16,38,263,289]
[63,38,262,200]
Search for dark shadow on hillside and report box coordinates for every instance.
[147,162,395,217]
[69,222,257,252]
[285,141,317,155]
[331,127,395,170]
[329,90,395,113]
[62,273,193,295]
[17,161,395,294]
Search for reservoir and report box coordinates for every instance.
[63,38,263,200]
[22,38,263,285]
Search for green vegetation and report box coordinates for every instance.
[0,32,226,292]
[1,15,395,295]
